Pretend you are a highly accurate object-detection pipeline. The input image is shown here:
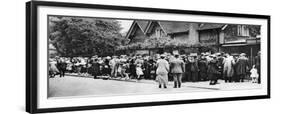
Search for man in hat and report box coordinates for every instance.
[235,53,249,82]
[170,54,185,88]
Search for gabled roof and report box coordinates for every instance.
[136,20,149,32]
[144,21,190,35]
[198,23,225,30]
[158,21,190,34]
[125,20,150,39]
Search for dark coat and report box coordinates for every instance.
[91,62,100,75]
[207,59,220,80]
[185,59,198,72]
[235,57,249,75]
[207,60,219,74]
[198,59,208,72]
[57,60,67,71]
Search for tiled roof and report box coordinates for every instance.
[136,20,149,32]
[198,23,225,30]
[159,21,190,34]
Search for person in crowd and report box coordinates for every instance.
[198,53,208,81]
[155,54,170,88]
[184,56,191,82]
[56,57,67,77]
[136,63,144,81]
[128,58,136,79]
[170,54,185,88]
[207,55,220,85]
[250,65,259,83]
[255,51,261,84]
[75,58,82,75]
[216,53,224,80]
[223,53,235,83]
[143,58,150,79]
[120,62,130,80]
[232,53,239,82]
[49,59,59,78]
[235,53,249,82]
[102,56,111,77]
[109,56,118,77]
[65,58,73,73]
[90,58,100,79]
[70,58,77,74]
[81,64,88,76]
[189,54,199,82]
[148,58,157,80]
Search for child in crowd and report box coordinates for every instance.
[136,64,144,81]
[250,65,259,83]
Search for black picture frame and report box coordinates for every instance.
[26,1,271,113]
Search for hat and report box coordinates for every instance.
[189,53,197,57]
[209,54,216,58]
[106,56,111,59]
[240,53,246,56]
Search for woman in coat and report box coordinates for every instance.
[90,58,100,79]
[207,55,220,85]
[155,55,170,88]
[198,54,208,81]
[189,56,199,82]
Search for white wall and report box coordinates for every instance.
[0,0,279,114]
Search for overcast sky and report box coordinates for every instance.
[117,20,133,33]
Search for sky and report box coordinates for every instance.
[117,20,133,33]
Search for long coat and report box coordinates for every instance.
[198,59,208,79]
[90,61,100,76]
[235,57,249,75]
[223,56,235,77]
[198,59,208,72]
[156,59,169,75]
[156,59,169,84]
[207,60,220,80]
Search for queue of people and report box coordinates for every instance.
[49,51,261,88]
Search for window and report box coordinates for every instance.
[237,25,249,36]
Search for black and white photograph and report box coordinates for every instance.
[25,1,270,113]
[48,15,263,97]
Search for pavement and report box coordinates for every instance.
[48,74,262,98]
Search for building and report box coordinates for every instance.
[124,20,260,59]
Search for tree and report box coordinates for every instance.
[49,16,125,57]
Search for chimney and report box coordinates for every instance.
[188,23,199,45]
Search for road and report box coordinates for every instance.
[48,75,262,98]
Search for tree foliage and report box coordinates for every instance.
[117,36,209,50]
[49,16,126,57]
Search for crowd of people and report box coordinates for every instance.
[49,51,261,88]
